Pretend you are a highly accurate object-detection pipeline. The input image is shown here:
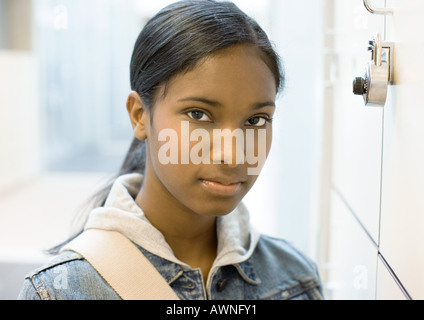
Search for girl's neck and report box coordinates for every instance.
[135,178,218,285]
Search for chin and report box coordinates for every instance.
[193,200,241,217]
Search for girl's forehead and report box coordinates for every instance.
[160,45,277,104]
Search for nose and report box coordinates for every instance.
[210,128,245,167]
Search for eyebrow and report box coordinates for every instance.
[178,97,276,109]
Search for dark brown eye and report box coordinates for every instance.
[187,110,211,121]
[191,111,204,119]
[246,117,267,127]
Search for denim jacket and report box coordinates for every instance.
[18,174,323,300]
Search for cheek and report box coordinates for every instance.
[146,123,198,192]
[261,126,273,163]
[244,126,272,176]
[266,126,273,155]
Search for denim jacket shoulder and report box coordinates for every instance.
[18,235,322,300]
[247,235,322,300]
[17,251,120,300]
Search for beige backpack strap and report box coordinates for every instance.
[61,228,180,300]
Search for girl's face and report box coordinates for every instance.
[140,44,276,217]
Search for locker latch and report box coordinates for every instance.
[353,33,393,106]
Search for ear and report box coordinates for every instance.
[126,91,150,141]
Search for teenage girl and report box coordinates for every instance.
[18,0,323,300]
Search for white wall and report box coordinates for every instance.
[0,51,41,191]
[0,0,40,191]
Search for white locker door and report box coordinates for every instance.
[325,0,386,299]
[375,256,407,300]
[378,0,424,300]
[331,0,385,245]
[327,191,378,299]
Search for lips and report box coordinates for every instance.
[200,178,244,197]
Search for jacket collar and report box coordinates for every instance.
[235,259,262,285]
[136,243,261,286]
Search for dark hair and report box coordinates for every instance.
[48,0,284,254]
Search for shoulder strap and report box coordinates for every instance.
[61,228,180,300]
